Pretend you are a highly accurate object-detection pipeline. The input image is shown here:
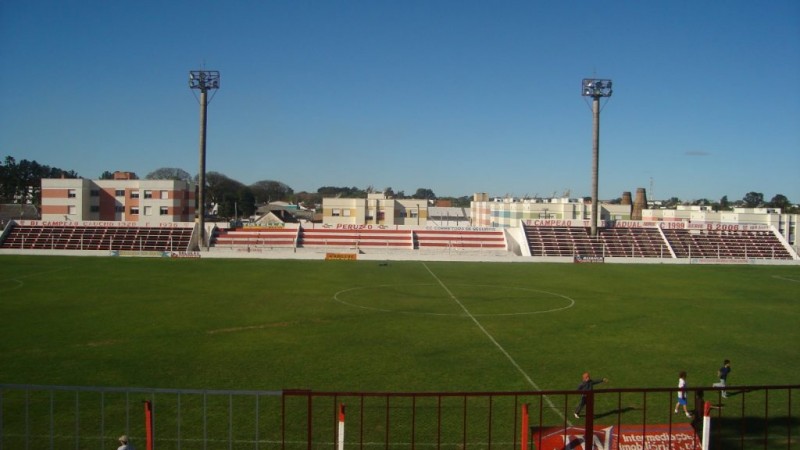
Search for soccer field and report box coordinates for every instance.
[1,255,798,393]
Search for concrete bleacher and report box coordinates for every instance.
[0,222,193,252]
[208,226,508,252]
[2,220,794,262]
[661,229,793,260]
[524,226,603,257]
[211,227,299,249]
[299,227,413,249]
[414,229,506,250]
[598,227,671,258]
[523,223,794,260]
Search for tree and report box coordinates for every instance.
[742,192,764,208]
[768,194,790,211]
[452,196,471,207]
[146,167,192,182]
[0,156,18,202]
[250,180,293,204]
[294,191,322,209]
[0,156,79,204]
[204,171,247,217]
[719,195,731,211]
[198,171,260,219]
[663,197,681,208]
[435,195,471,207]
[317,186,366,199]
[216,191,238,219]
[99,171,115,180]
[412,188,436,200]
[237,187,257,217]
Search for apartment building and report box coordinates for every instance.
[322,193,429,226]
[41,172,195,223]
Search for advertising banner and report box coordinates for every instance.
[532,424,700,450]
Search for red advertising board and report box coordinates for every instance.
[532,424,700,450]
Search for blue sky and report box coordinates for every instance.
[1,1,798,202]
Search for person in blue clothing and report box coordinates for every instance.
[574,372,608,419]
[712,359,731,398]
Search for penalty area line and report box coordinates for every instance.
[421,263,569,424]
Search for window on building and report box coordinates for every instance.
[115,206,125,213]
[332,209,341,217]
[130,207,139,215]
[143,206,152,216]
[90,189,100,197]
[160,207,169,215]
[115,189,125,197]
[144,190,153,199]
[90,206,100,213]
[343,209,351,217]
[130,191,140,199]
[68,205,76,215]
[161,191,169,199]
[67,189,76,198]
[409,209,418,218]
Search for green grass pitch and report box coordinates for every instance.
[1,255,798,393]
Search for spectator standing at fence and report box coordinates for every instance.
[573,372,608,419]
[712,359,731,398]
[674,371,692,418]
[118,435,134,450]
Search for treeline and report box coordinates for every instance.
[0,156,80,204]
[0,156,452,220]
[1,156,795,217]
[623,193,798,213]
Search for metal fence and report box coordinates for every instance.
[1,384,797,450]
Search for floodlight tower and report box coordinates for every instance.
[189,70,220,249]
[581,78,612,238]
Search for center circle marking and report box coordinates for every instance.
[333,284,575,316]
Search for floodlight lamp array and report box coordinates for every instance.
[581,78,612,97]
[189,70,220,91]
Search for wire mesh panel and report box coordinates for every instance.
[0,385,283,450]
[1,385,797,450]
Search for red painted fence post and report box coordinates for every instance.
[520,403,529,450]
[143,400,153,450]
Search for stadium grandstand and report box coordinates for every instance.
[0,179,797,262]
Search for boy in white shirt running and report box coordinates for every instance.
[674,371,692,418]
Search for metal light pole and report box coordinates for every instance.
[189,70,220,249]
[581,78,612,237]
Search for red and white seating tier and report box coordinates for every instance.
[210,226,507,251]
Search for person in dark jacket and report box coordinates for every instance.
[712,359,731,398]
[574,372,608,418]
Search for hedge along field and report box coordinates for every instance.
[0,255,798,395]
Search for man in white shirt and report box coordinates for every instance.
[118,435,135,450]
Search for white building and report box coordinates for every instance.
[470,193,631,228]
[322,193,429,226]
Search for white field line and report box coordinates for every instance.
[422,263,569,424]
[0,267,68,293]
[772,275,800,283]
